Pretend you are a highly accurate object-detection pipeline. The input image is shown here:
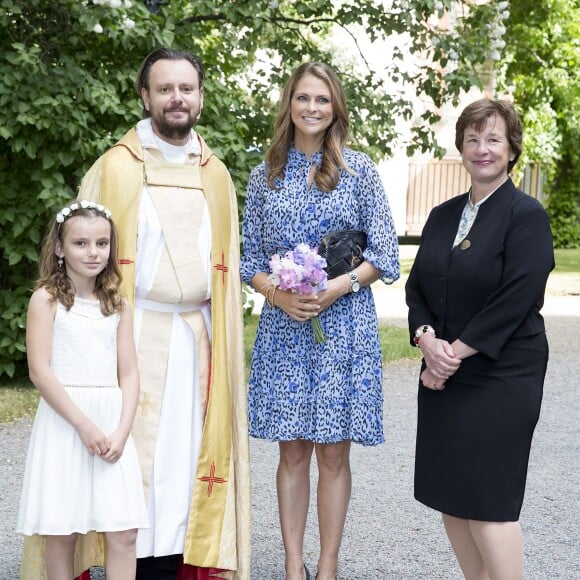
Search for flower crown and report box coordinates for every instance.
[56,200,112,224]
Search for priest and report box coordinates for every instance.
[21,47,250,580]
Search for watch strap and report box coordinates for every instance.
[413,324,435,347]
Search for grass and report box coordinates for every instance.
[379,325,421,361]
[547,248,580,296]
[243,315,420,375]
[3,248,577,423]
[0,384,39,423]
[399,246,580,296]
[243,314,259,373]
[2,317,420,424]
[554,248,580,273]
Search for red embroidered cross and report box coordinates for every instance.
[213,251,228,283]
[198,461,227,497]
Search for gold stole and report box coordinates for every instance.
[98,136,236,568]
[22,129,249,579]
[182,156,235,568]
[84,130,244,572]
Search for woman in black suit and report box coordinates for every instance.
[405,99,554,580]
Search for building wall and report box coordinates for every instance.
[379,156,545,238]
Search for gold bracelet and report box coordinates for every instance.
[266,285,276,307]
[271,286,278,307]
[261,284,273,305]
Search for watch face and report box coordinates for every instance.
[351,281,360,293]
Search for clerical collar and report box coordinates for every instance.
[136,118,202,159]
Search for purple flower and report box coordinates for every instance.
[268,244,329,343]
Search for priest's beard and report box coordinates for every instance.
[151,107,197,141]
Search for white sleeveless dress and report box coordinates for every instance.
[17,297,149,535]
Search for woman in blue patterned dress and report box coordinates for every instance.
[241,62,399,580]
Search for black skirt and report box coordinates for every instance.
[414,333,548,521]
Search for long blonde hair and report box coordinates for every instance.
[36,203,123,316]
[266,62,354,192]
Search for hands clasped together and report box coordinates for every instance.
[274,278,345,323]
[418,334,477,391]
[77,419,127,463]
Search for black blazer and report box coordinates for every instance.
[406,178,554,363]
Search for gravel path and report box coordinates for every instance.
[1,315,578,579]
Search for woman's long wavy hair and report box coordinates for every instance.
[36,206,123,316]
[265,62,355,192]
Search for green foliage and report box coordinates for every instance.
[547,188,580,249]
[0,0,539,378]
[0,0,176,379]
[496,0,579,248]
[241,284,256,323]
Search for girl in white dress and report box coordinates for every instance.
[17,201,148,579]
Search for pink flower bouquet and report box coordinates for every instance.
[269,243,328,343]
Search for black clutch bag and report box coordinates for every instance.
[318,229,367,279]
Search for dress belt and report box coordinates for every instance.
[63,384,119,388]
[135,298,208,313]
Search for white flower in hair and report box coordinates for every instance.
[56,200,113,224]
[56,207,72,223]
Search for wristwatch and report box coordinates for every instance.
[413,324,436,347]
[348,271,360,293]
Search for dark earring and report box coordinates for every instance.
[58,257,64,268]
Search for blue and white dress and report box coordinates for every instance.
[240,146,400,445]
